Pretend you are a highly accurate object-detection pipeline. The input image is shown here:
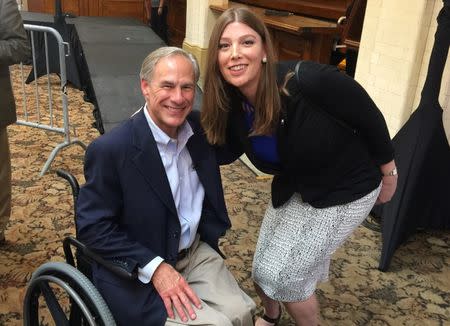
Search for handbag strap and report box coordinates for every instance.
[294,60,303,85]
[294,61,357,135]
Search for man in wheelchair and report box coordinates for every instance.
[76,47,256,325]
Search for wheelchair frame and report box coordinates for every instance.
[23,169,136,325]
[23,261,115,326]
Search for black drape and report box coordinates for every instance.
[25,0,81,89]
[373,2,450,271]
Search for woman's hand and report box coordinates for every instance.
[376,160,398,204]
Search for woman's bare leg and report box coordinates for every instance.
[284,293,319,326]
[254,282,281,325]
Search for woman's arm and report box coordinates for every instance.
[158,0,165,15]
[377,159,398,204]
[297,61,394,166]
[297,61,398,203]
[214,143,243,165]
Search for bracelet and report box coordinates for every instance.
[383,167,397,176]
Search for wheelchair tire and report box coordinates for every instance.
[24,261,116,326]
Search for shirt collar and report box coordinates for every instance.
[143,104,193,150]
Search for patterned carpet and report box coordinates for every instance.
[0,66,449,325]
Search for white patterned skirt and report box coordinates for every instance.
[252,185,381,302]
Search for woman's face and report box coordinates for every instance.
[217,22,266,100]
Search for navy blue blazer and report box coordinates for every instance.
[76,108,231,325]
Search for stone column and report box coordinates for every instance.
[355,0,437,135]
[183,0,227,86]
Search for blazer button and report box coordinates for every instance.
[173,232,179,239]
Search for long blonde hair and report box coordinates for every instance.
[201,7,281,145]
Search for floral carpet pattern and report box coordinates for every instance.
[0,66,449,325]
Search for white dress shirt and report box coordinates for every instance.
[137,106,205,283]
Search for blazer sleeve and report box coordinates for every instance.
[297,61,394,165]
[76,138,156,272]
[0,0,30,65]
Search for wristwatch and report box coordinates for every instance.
[383,167,397,176]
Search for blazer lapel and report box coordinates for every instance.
[130,109,177,216]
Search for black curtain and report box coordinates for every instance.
[25,0,81,89]
[372,2,450,271]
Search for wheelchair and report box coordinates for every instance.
[23,169,136,326]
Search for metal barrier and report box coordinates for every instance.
[16,24,86,176]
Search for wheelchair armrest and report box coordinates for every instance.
[63,236,138,280]
[56,169,80,203]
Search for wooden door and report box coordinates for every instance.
[166,0,186,47]
[27,0,88,16]
[27,0,145,22]
[98,0,145,21]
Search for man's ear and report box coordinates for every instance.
[140,79,150,97]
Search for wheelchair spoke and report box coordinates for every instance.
[39,281,70,326]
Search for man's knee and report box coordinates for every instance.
[219,296,255,326]
[165,304,233,326]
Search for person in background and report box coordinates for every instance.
[145,0,169,44]
[201,7,397,326]
[76,46,255,325]
[0,0,31,244]
[330,0,358,77]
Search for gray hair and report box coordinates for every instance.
[139,46,200,83]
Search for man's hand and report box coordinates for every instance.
[152,262,202,322]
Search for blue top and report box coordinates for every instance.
[151,0,163,7]
[243,102,280,165]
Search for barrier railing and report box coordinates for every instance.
[16,24,86,176]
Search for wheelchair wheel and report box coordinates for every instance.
[23,261,116,326]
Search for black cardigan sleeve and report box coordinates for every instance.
[296,61,394,165]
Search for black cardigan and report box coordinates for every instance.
[223,61,394,208]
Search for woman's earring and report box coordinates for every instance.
[262,57,267,63]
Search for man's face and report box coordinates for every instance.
[141,55,195,138]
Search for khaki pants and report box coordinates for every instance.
[0,127,12,236]
[166,237,256,326]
